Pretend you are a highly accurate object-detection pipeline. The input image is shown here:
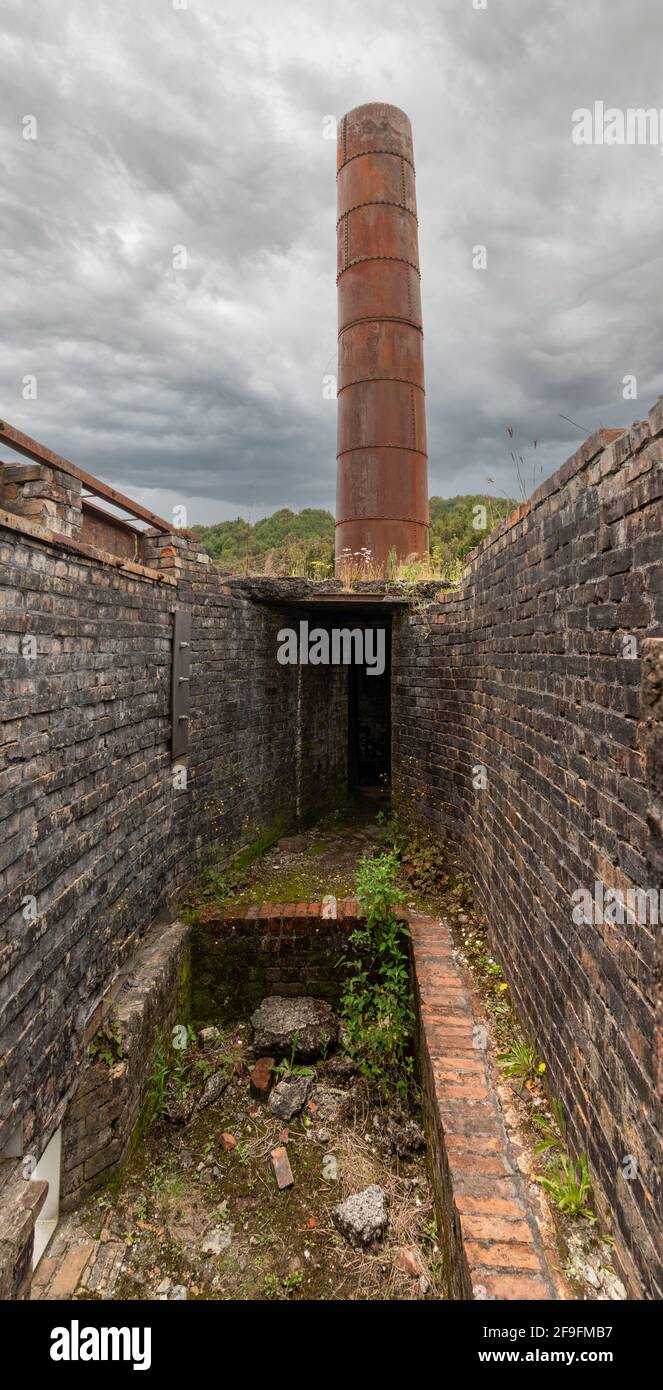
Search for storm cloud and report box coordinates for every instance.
[1,0,662,523]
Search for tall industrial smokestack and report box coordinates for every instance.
[335,102,429,575]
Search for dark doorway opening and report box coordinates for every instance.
[348,625,392,792]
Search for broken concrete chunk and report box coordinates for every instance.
[332,1184,388,1248]
[268,1073,312,1121]
[165,1092,196,1125]
[324,1055,360,1086]
[381,1112,425,1159]
[310,1085,351,1129]
[271,1145,294,1189]
[250,995,337,1060]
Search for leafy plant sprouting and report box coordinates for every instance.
[339,850,415,1099]
[148,1031,192,1121]
[282,1270,304,1295]
[497,1037,541,1091]
[537,1152,595,1223]
[88,1017,124,1067]
[273,1032,315,1079]
[532,1097,567,1154]
[148,1042,171,1121]
[399,835,449,895]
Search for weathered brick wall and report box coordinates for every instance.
[171,560,348,871]
[393,402,663,1298]
[0,524,347,1180]
[0,528,177,1164]
[191,903,354,1023]
[641,638,663,1106]
[61,919,190,1208]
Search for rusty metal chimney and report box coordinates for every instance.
[335,102,429,574]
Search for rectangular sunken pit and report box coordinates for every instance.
[191,899,370,1023]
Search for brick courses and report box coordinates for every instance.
[192,901,356,1020]
[393,403,663,1297]
[410,912,555,1300]
[0,524,347,1175]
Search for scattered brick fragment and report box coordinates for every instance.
[271,1145,294,1189]
[393,1246,420,1278]
[249,1056,275,1100]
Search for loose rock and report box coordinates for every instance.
[324,1055,360,1086]
[251,995,337,1060]
[199,1026,221,1047]
[202,1226,233,1255]
[155,1277,188,1300]
[197,1071,230,1111]
[311,1085,351,1129]
[394,1246,420,1278]
[165,1092,196,1125]
[198,1165,221,1185]
[332,1184,388,1248]
[276,835,309,852]
[268,1074,312,1121]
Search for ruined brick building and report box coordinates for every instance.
[0,103,661,1300]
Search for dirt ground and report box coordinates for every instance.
[40,802,625,1302]
[67,1022,443,1302]
[53,802,443,1302]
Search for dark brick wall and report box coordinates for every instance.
[0,531,176,1162]
[191,904,353,1023]
[392,403,663,1298]
[0,528,347,1171]
[641,638,663,1108]
[171,555,349,875]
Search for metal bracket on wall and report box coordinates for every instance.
[171,609,192,759]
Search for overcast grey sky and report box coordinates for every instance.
[1,0,662,525]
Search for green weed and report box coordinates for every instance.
[537,1152,595,1222]
[273,1032,315,1079]
[88,1017,124,1067]
[339,850,414,1099]
[498,1037,542,1091]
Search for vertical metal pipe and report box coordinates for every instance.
[336,103,429,574]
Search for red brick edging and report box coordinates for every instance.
[410,913,555,1300]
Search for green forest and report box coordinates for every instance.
[192,494,517,579]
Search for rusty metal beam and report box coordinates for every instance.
[81,497,143,534]
[335,103,429,573]
[0,419,175,533]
